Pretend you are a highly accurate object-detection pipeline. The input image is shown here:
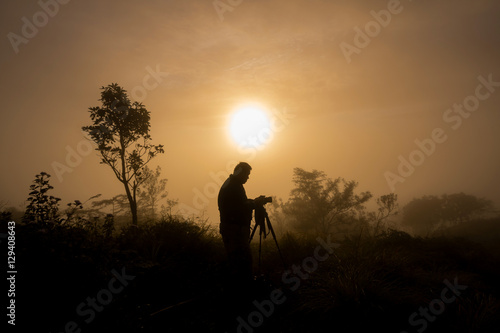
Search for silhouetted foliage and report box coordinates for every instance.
[60,194,103,227]
[92,194,129,216]
[82,83,164,225]
[441,192,493,223]
[367,193,399,235]
[283,168,372,236]
[138,165,177,222]
[63,199,83,223]
[23,172,61,224]
[0,211,12,224]
[265,196,288,238]
[102,213,115,238]
[0,201,13,224]
[402,193,493,235]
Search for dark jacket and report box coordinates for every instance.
[218,175,254,227]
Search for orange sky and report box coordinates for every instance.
[1,0,499,225]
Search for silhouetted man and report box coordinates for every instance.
[218,162,266,292]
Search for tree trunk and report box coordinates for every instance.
[131,200,138,225]
[119,137,138,226]
[123,182,138,225]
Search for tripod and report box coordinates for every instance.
[249,205,287,274]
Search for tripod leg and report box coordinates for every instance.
[265,215,287,269]
[258,229,262,276]
[249,223,258,243]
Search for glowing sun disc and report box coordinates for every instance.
[229,105,272,148]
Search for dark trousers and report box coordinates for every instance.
[220,223,253,292]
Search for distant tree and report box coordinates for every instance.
[441,193,493,224]
[82,83,164,225]
[91,194,129,216]
[0,205,24,224]
[102,214,115,238]
[283,168,372,235]
[160,199,180,218]
[368,193,399,235]
[401,195,442,235]
[23,172,61,224]
[265,197,287,238]
[402,193,493,235]
[0,200,13,224]
[0,211,12,224]
[138,165,173,222]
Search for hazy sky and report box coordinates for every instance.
[1,0,499,224]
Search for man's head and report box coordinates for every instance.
[233,162,252,184]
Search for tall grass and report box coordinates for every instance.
[275,230,500,332]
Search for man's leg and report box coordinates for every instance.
[222,226,251,276]
[219,223,254,332]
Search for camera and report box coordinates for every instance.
[256,195,272,205]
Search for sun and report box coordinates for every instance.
[229,104,272,148]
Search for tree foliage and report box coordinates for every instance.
[368,193,399,235]
[441,193,493,223]
[283,168,372,235]
[138,165,177,221]
[82,83,164,225]
[402,193,493,235]
[23,172,61,224]
[92,194,130,216]
[62,194,102,227]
